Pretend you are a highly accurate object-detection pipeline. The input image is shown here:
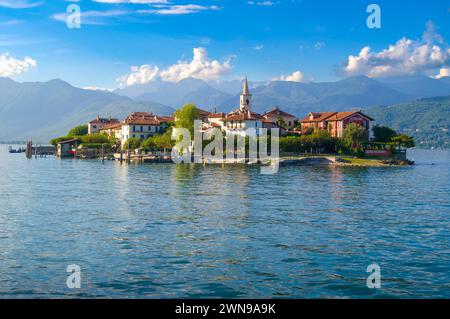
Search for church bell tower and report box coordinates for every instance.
[239,76,252,112]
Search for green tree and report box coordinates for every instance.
[123,137,142,150]
[50,136,72,146]
[391,134,415,148]
[81,133,109,144]
[68,125,88,137]
[372,125,397,142]
[343,123,367,149]
[277,116,287,129]
[174,104,200,136]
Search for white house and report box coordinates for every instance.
[120,112,174,146]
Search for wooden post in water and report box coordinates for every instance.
[101,143,105,164]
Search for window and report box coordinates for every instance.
[140,126,143,132]
[140,135,144,139]
[132,126,136,132]
[93,125,97,129]
[132,134,135,138]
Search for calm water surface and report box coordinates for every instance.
[0,147,450,298]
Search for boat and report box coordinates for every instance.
[8,146,26,153]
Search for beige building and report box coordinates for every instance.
[88,115,120,134]
[262,107,297,130]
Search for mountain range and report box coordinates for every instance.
[0,77,173,143]
[366,95,450,148]
[115,75,450,115]
[1,75,450,143]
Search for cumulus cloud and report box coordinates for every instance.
[435,67,450,79]
[117,65,160,87]
[0,53,37,77]
[272,70,304,82]
[117,47,232,87]
[341,22,450,78]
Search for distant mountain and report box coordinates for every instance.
[218,76,411,116]
[366,95,450,148]
[377,76,450,99]
[115,77,233,110]
[0,78,173,143]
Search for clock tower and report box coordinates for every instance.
[239,76,252,112]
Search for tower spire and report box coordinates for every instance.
[243,76,249,95]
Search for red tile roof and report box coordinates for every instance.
[299,111,374,123]
[123,112,174,125]
[222,110,264,122]
[299,112,337,123]
[263,106,296,119]
[89,117,120,125]
[208,112,226,118]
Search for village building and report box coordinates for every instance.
[120,112,174,146]
[88,116,120,134]
[299,111,374,139]
[262,106,297,130]
[99,122,122,139]
[204,77,277,136]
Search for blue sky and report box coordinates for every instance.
[0,0,449,89]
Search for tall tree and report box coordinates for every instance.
[343,123,367,149]
[391,134,415,149]
[372,125,397,142]
[174,104,200,136]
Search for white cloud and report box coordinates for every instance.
[117,47,232,87]
[254,44,264,51]
[341,22,450,78]
[0,0,43,8]
[0,53,37,77]
[93,0,167,3]
[138,4,221,15]
[248,1,276,6]
[83,86,114,92]
[314,41,325,50]
[272,70,304,82]
[117,65,160,87]
[52,10,129,25]
[435,67,450,79]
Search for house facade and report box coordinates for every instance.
[262,106,297,130]
[120,112,174,146]
[299,111,374,139]
[88,116,120,134]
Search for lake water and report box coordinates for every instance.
[0,147,450,298]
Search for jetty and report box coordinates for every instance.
[25,140,56,158]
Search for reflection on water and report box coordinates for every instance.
[0,147,450,298]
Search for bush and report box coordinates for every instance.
[68,125,88,137]
[81,133,109,144]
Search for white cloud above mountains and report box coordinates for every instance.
[117,47,232,87]
[0,53,37,77]
[272,70,304,82]
[341,22,450,78]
